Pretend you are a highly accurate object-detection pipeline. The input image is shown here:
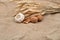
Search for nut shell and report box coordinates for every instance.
[35,15,43,22]
[30,16,38,23]
[23,17,31,24]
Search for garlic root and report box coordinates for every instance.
[14,13,25,23]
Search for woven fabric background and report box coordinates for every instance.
[0,0,60,40]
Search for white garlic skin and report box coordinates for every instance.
[14,13,25,22]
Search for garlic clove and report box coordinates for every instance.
[14,13,25,23]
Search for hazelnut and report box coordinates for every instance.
[30,16,38,23]
[35,15,43,22]
[23,17,31,24]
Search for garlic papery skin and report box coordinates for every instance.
[14,13,25,22]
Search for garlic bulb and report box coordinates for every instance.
[14,13,25,22]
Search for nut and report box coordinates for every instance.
[35,15,43,22]
[23,17,31,24]
[30,16,38,23]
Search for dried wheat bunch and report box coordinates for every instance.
[14,1,60,23]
